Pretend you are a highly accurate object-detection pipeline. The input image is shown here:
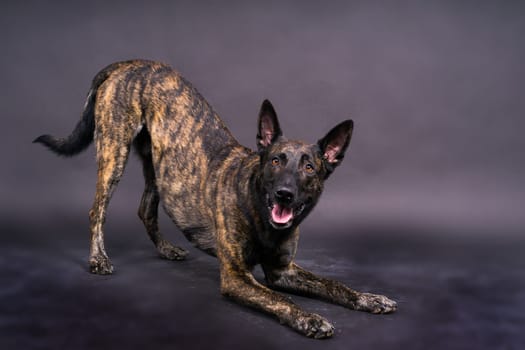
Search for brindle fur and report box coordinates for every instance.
[34,60,397,339]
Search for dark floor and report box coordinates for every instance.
[1,216,524,350]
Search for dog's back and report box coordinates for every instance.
[35,60,252,255]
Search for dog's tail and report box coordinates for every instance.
[33,64,116,157]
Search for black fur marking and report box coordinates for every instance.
[32,90,96,156]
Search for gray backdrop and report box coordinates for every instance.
[2,1,524,235]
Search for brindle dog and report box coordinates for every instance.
[34,60,397,339]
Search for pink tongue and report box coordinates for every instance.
[271,204,293,224]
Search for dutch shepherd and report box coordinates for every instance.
[34,60,396,339]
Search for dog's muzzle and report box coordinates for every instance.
[266,190,306,230]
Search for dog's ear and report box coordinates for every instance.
[257,99,282,151]
[317,120,353,179]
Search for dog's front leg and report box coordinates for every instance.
[219,263,334,339]
[264,262,397,314]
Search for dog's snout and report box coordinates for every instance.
[275,188,295,204]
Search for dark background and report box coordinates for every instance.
[1,1,524,349]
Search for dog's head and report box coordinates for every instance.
[255,99,353,230]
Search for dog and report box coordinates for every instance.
[34,60,397,339]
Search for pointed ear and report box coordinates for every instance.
[317,120,353,178]
[257,99,282,151]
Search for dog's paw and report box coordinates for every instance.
[292,313,334,339]
[354,292,397,314]
[89,254,114,275]
[157,240,188,261]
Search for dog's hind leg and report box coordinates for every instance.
[134,128,188,261]
[88,125,134,274]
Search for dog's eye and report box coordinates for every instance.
[305,163,315,174]
[271,157,280,166]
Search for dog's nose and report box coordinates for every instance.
[275,188,295,204]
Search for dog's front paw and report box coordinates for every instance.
[354,292,397,314]
[292,312,334,339]
[89,254,114,275]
